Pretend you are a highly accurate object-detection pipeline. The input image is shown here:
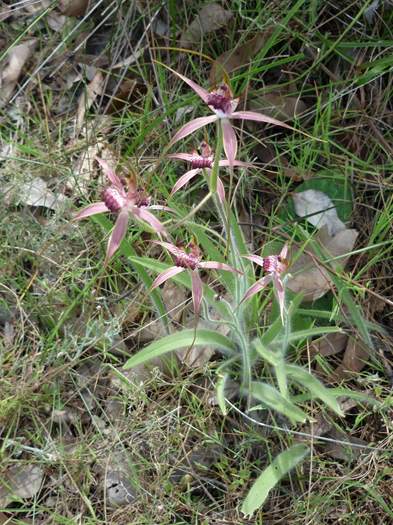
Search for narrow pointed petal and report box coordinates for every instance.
[133,207,167,236]
[169,115,217,147]
[242,275,271,303]
[243,254,266,267]
[106,210,129,261]
[74,201,109,220]
[273,274,286,322]
[230,111,292,130]
[167,67,210,103]
[191,271,203,316]
[147,205,174,212]
[219,160,255,169]
[280,243,289,260]
[230,97,240,113]
[152,241,185,259]
[199,261,242,274]
[151,266,185,289]
[221,119,237,166]
[167,153,196,162]
[216,176,226,203]
[171,169,201,195]
[96,157,123,189]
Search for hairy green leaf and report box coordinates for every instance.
[285,364,344,415]
[241,444,309,517]
[124,329,236,369]
[248,382,308,424]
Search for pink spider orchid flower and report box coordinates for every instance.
[167,68,292,166]
[74,158,170,261]
[167,141,254,202]
[151,241,242,316]
[242,244,289,322]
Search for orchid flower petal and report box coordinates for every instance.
[219,160,255,169]
[133,207,167,236]
[167,153,196,162]
[171,168,201,195]
[106,210,129,261]
[221,119,237,166]
[242,275,271,303]
[147,205,174,212]
[74,202,109,220]
[152,241,185,259]
[96,157,123,190]
[273,274,286,323]
[151,266,185,289]
[230,98,240,113]
[280,243,289,260]
[216,176,226,203]
[170,115,217,147]
[243,254,266,267]
[199,261,242,274]
[167,67,210,103]
[191,271,203,316]
[230,111,292,130]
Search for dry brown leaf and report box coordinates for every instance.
[161,280,188,322]
[4,176,68,211]
[98,451,137,508]
[69,141,116,194]
[210,31,271,84]
[286,227,359,301]
[293,189,346,235]
[75,70,105,134]
[180,3,232,49]
[0,465,44,507]
[247,91,307,122]
[310,332,349,358]
[0,2,13,22]
[22,0,49,15]
[329,337,371,381]
[59,0,89,16]
[47,11,67,32]
[176,307,230,368]
[0,39,37,108]
[322,428,367,462]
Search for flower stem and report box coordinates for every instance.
[209,120,223,194]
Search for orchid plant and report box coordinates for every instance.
[75,64,346,515]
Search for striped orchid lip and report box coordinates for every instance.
[151,241,242,316]
[242,244,289,322]
[74,157,170,262]
[165,66,292,167]
[190,141,213,169]
[206,84,236,116]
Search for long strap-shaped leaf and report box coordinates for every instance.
[284,364,344,416]
[248,382,308,424]
[241,444,309,517]
[124,329,236,369]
